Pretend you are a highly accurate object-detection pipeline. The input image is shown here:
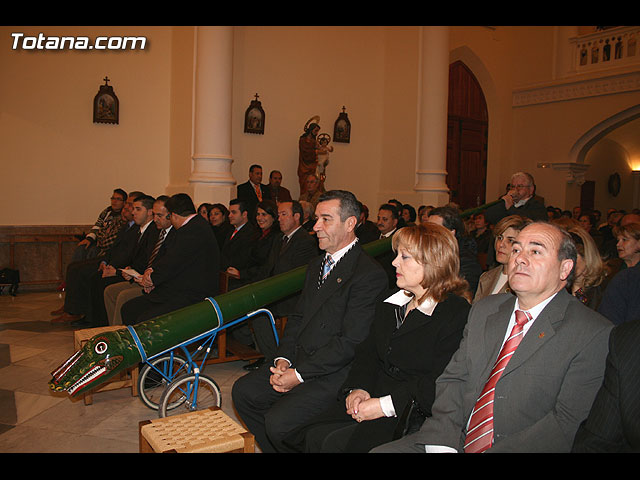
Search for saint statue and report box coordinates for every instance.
[315,133,333,190]
[298,116,320,195]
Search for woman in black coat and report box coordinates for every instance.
[284,223,471,453]
[226,199,280,286]
[209,203,233,252]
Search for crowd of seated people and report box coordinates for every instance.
[50,168,640,452]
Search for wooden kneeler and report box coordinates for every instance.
[139,407,254,453]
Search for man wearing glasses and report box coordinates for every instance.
[484,171,548,225]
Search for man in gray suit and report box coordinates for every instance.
[373,221,612,453]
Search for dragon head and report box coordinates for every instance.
[49,329,138,397]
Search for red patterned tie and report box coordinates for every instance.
[464,309,531,453]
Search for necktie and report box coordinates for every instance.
[146,229,166,269]
[230,228,238,240]
[464,309,532,453]
[318,254,334,288]
[254,184,262,202]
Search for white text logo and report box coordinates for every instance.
[11,33,147,50]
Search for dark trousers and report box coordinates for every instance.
[85,272,124,327]
[63,257,104,314]
[231,362,347,453]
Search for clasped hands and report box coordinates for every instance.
[133,267,155,293]
[345,389,384,423]
[269,359,301,393]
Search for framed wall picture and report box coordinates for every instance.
[93,76,119,124]
[608,172,621,196]
[244,93,265,134]
[333,106,351,143]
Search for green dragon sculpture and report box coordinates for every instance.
[49,236,393,398]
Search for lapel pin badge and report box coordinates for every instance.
[539,332,545,339]
[337,278,342,283]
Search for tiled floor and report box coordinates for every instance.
[0,291,254,453]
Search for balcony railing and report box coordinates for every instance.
[570,26,640,74]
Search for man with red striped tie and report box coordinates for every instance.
[373,222,612,453]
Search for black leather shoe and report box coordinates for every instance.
[243,358,265,371]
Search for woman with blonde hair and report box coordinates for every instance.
[567,224,606,310]
[473,215,531,303]
[285,224,471,452]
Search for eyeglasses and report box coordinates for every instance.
[111,196,124,201]
[510,184,532,189]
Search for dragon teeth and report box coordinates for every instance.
[67,365,106,395]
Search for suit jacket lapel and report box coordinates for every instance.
[280,228,301,256]
[301,244,361,330]
[483,296,516,375]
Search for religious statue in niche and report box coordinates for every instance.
[298,116,320,194]
[244,93,265,134]
[93,76,119,124]
[315,133,334,188]
[333,106,351,143]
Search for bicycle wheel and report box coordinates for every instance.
[137,354,189,410]
[158,373,222,418]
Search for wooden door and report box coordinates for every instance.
[446,61,489,210]
[580,180,595,213]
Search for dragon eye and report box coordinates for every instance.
[95,341,108,355]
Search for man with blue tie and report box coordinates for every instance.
[373,222,612,453]
[232,190,388,453]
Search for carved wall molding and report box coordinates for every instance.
[551,162,591,185]
[513,70,640,107]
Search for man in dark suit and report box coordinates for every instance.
[221,198,258,291]
[236,164,271,220]
[243,200,319,370]
[120,193,220,325]
[572,318,640,452]
[374,203,399,287]
[103,195,175,326]
[267,170,292,204]
[355,202,380,245]
[598,262,640,326]
[427,205,482,301]
[79,194,160,328]
[232,190,388,453]
[484,171,548,224]
[50,191,142,324]
[373,222,612,453]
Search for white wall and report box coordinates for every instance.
[0,26,172,225]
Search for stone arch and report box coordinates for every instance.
[569,104,640,164]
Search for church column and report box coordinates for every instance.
[633,170,640,210]
[414,26,451,207]
[189,26,236,206]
